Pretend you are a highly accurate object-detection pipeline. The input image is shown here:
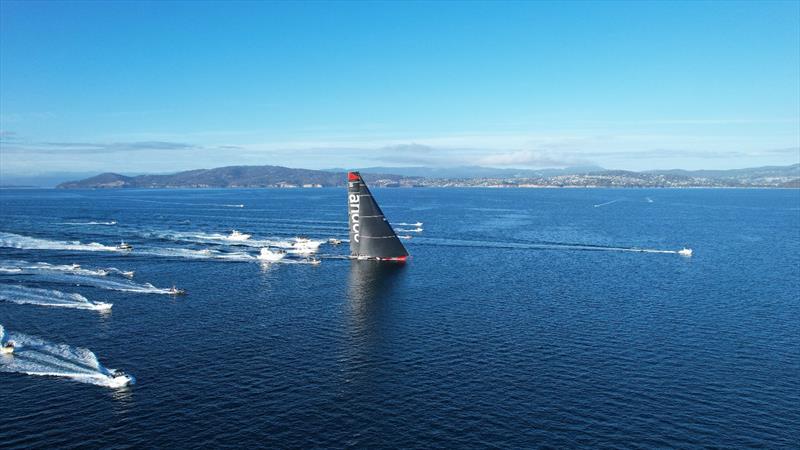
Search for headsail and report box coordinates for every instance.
[347,171,409,261]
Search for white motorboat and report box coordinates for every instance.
[1,341,15,355]
[678,248,693,257]
[106,369,135,388]
[226,230,251,241]
[258,247,286,262]
[168,285,186,295]
[116,241,133,251]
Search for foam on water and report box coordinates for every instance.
[0,232,121,252]
[0,259,134,278]
[0,325,132,388]
[4,272,175,294]
[412,237,689,256]
[59,221,117,225]
[139,247,257,262]
[0,285,112,311]
[145,230,325,249]
[593,199,625,208]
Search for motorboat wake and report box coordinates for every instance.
[0,325,134,388]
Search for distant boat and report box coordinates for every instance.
[226,230,251,241]
[328,238,342,245]
[678,248,693,257]
[1,340,15,355]
[168,285,186,295]
[258,247,286,262]
[347,171,408,262]
[116,241,133,251]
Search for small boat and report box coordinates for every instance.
[1,341,15,355]
[678,248,693,257]
[117,241,133,251]
[106,369,135,387]
[121,270,135,278]
[227,230,251,241]
[328,238,342,245]
[398,235,412,240]
[306,257,321,265]
[258,247,286,262]
[168,285,186,295]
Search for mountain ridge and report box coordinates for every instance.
[56,163,800,188]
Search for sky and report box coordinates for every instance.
[1,0,799,177]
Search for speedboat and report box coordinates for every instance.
[227,230,251,241]
[258,247,286,262]
[106,369,135,388]
[678,248,693,257]
[306,257,321,265]
[92,302,113,311]
[117,241,133,251]
[291,238,322,253]
[121,270,135,278]
[168,285,187,295]
[328,238,342,245]
[1,341,15,355]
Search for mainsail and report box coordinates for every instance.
[347,171,409,261]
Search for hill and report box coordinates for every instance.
[57,166,415,189]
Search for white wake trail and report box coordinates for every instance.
[139,247,257,262]
[0,232,121,252]
[0,259,134,278]
[0,325,133,388]
[0,285,112,311]
[593,199,624,208]
[59,220,117,226]
[7,272,175,294]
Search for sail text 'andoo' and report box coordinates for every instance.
[348,171,409,261]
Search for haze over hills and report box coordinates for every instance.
[52,163,800,189]
[324,165,607,179]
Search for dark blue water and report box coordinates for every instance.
[1,188,798,448]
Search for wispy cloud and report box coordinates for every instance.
[473,150,589,167]
[2,140,200,154]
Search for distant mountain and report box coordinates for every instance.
[646,164,800,182]
[56,163,800,189]
[57,165,416,189]
[327,165,606,178]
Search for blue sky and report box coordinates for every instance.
[1,0,798,175]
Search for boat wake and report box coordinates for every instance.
[139,247,257,262]
[0,285,112,311]
[593,199,624,208]
[412,237,691,256]
[396,227,423,233]
[0,260,134,278]
[4,272,178,294]
[0,325,133,388]
[142,230,325,252]
[0,232,122,253]
[59,220,117,226]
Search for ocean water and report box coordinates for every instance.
[0,187,798,448]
